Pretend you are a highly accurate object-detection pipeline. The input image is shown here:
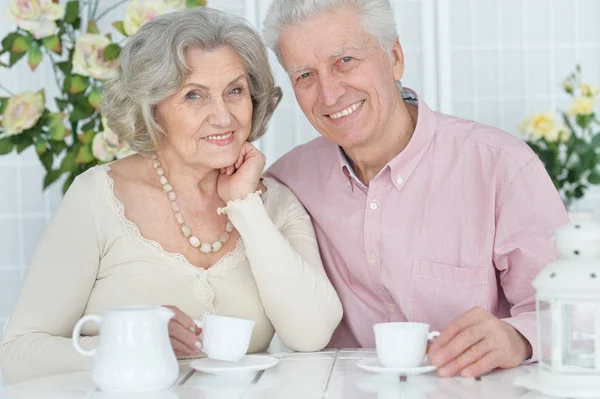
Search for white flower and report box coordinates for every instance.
[92,118,135,162]
[123,0,168,36]
[6,0,64,39]
[2,91,45,136]
[72,34,117,80]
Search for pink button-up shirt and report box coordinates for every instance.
[267,90,568,358]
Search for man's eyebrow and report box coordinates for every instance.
[288,65,308,75]
[329,46,361,59]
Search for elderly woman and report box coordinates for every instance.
[0,7,343,383]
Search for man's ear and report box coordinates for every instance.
[391,39,405,81]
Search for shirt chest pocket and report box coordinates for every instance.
[408,260,489,331]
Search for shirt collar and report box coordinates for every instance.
[337,87,437,191]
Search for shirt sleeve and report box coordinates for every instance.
[493,156,569,362]
[0,176,102,383]
[220,183,343,352]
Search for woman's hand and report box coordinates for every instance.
[163,305,203,357]
[217,142,266,204]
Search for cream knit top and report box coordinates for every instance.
[0,165,343,383]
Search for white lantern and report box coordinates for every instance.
[514,212,600,398]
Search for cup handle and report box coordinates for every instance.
[72,315,102,357]
[428,331,441,341]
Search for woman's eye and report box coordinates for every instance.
[229,87,242,95]
[186,92,200,100]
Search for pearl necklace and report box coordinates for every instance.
[152,154,233,254]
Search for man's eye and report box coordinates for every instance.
[341,56,353,63]
[299,72,310,80]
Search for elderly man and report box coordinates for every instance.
[263,0,568,378]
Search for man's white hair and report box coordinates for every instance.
[263,0,399,64]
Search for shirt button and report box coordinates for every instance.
[396,175,404,185]
[370,201,378,210]
[370,256,377,264]
[196,270,205,278]
[388,303,397,313]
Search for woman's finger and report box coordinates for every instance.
[169,321,202,354]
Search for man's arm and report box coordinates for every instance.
[428,156,568,377]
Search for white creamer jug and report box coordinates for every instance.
[72,305,179,392]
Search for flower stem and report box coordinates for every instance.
[0,83,14,96]
[96,0,129,22]
[42,48,66,98]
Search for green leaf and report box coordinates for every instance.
[64,1,80,24]
[12,134,34,153]
[1,33,19,53]
[42,35,62,54]
[69,98,95,122]
[49,123,67,140]
[57,61,72,75]
[103,43,121,61]
[60,147,79,173]
[588,170,600,185]
[43,169,62,189]
[0,97,8,115]
[35,138,48,155]
[11,35,31,53]
[78,129,96,145]
[55,97,69,111]
[87,20,100,34]
[68,75,89,94]
[112,21,127,36]
[9,50,26,66]
[591,134,600,149]
[88,86,102,110]
[186,0,197,7]
[574,186,586,199]
[81,118,98,132]
[38,149,54,172]
[27,42,43,71]
[76,144,94,164]
[576,113,595,130]
[0,136,14,155]
[580,149,598,171]
[50,140,67,154]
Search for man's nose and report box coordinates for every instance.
[318,73,346,108]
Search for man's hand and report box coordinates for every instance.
[427,307,532,378]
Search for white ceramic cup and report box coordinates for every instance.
[194,314,255,362]
[373,322,440,368]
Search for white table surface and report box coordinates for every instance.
[0,349,553,399]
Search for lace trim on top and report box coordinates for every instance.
[101,163,279,273]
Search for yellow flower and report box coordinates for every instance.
[519,111,563,141]
[92,118,135,162]
[72,34,118,80]
[6,0,64,39]
[123,0,167,36]
[580,83,600,98]
[569,96,595,116]
[2,91,45,136]
[546,126,571,143]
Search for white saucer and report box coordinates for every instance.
[356,358,437,376]
[190,355,280,375]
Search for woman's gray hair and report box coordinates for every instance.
[263,0,398,63]
[102,7,282,153]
